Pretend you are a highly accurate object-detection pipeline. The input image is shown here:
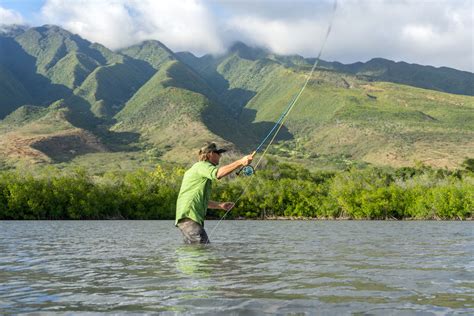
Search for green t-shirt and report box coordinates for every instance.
[175,161,218,226]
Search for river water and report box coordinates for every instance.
[0,221,472,314]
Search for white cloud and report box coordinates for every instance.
[41,0,141,49]
[0,6,24,25]
[31,0,474,71]
[323,0,473,71]
[129,0,223,54]
[40,0,223,54]
[227,17,326,56]
[402,25,437,44]
[223,0,473,71]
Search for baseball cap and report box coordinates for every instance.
[199,142,227,155]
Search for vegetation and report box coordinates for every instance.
[0,161,471,220]
[119,40,177,70]
[0,166,180,220]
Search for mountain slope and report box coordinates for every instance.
[119,40,177,70]
[0,34,70,108]
[0,25,156,119]
[178,43,474,169]
[0,101,106,164]
[114,60,249,162]
[46,52,99,89]
[318,58,474,96]
[73,58,155,117]
[0,26,472,170]
[0,64,33,117]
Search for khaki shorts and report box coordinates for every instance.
[177,218,209,244]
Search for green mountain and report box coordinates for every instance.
[73,57,155,117]
[119,40,177,70]
[321,58,474,96]
[177,43,473,169]
[0,25,472,171]
[113,59,253,162]
[0,64,33,117]
[0,25,156,118]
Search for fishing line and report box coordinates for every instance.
[207,0,338,242]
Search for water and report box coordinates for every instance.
[0,221,472,314]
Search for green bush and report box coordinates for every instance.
[0,163,472,220]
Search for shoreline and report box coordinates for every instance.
[1,217,472,221]
[215,216,474,221]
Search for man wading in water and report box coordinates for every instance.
[175,142,255,244]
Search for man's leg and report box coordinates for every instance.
[177,219,209,244]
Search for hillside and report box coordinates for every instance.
[113,59,255,163]
[0,101,106,164]
[119,40,177,70]
[321,58,474,96]
[0,25,473,171]
[177,43,474,169]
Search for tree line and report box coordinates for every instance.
[0,160,472,220]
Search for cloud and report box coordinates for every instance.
[129,0,223,54]
[31,0,474,71]
[226,17,326,56]
[0,6,24,25]
[41,0,138,49]
[40,0,223,54]
[322,0,473,71]
[223,0,473,71]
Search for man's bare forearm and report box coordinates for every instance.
[216,152,255,179]
[216,160,243,179]
[208,200,235,211]
[208,200,223,209]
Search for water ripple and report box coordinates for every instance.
[0,220,473,314]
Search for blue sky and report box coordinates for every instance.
[0,0,472,72]
[0,0,44,22]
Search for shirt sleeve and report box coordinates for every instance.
[196,162,218,180]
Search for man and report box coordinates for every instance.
[175,142,255,244]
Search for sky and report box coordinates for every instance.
[0,0,473,72]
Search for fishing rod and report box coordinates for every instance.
[207,0,338,242]
[235,94,298,177]
[236,0,338,177]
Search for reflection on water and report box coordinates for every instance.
[0,220,473,314]
[176,245,213,277]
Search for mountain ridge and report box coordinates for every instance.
[0,25,472,170]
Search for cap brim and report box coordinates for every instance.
[215,149,227,154]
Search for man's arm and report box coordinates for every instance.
[216,152,255,179]
[208,200,234,210]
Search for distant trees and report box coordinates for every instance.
[211,163,472,220]
[0,162,472,220]
[0,166,181,220]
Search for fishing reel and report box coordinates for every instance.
[236,165,255,176]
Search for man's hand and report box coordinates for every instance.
[240,151,256,166]
[216,151,256,179]
[220,202,235,211]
